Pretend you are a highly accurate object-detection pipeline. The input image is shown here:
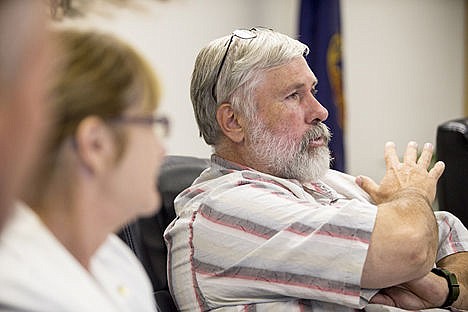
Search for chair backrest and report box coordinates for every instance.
[118,155,210,312]
[436,118,468,226]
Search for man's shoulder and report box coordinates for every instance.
[321,169,372,203]
[322,168,356,182]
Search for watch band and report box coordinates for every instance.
[431,267,460,308]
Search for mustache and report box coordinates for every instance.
[299,122,331,152]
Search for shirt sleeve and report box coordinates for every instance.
[186,172,378,309]
[434,211,468,262]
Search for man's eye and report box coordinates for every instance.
[311,88,318,96]
[286,92,300,101]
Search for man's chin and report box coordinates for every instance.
[299,148,331,182]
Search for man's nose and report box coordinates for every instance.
[305,94,328,124]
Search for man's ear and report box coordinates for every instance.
[74,116,116,174]
[216,103,245,143]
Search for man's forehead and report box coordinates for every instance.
[260,59,317,91]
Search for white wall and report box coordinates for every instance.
[66,0,465,182]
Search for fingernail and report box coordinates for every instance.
[424,143,433,150]
[385,141,395,148]
[408,141,417,147]
[356,176,362,186]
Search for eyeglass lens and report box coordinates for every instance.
[111,115,170,138]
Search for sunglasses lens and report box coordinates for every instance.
[212,29,258,101]
[233,29,256,39]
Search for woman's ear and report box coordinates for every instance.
[74,116,116,174]
[216,103,245,143]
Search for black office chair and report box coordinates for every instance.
[436,118,468,226]
[118,155,210,312]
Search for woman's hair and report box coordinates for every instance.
[190,28,308,146]
[26,28,160,202]
[50,28,160,151]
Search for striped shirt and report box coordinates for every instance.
[164,155,468,312]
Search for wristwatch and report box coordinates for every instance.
[431,267,460,308]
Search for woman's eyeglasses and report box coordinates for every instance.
[211,28,258,102]
[110,115,170,138]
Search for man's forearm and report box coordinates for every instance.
[362,192,438,288]
[359,141,443,289]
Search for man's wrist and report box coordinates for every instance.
[431,267,460,307]
[390,188,432,207]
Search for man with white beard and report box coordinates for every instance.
[164,28,468,312]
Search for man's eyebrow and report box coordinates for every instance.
[285,81,318,92]
[284,83,306,92]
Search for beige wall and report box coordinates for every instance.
[341,0,465,180]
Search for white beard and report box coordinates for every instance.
[245,120,331,183]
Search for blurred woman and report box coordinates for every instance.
[0,28,167,312]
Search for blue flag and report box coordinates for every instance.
[299,0,346,172]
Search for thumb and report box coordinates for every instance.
[428,161,445,180]
[356,175,379,197]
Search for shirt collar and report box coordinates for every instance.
[211,154,252,171]
[210,154,340,202]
